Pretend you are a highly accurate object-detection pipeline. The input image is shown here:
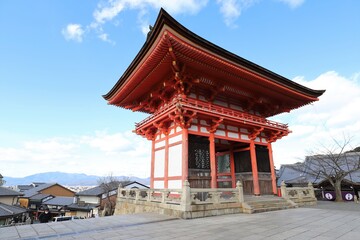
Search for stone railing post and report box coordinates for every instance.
[147,189,151,202]
[117,184,123,198]
[135,189,140,203]
[162,190,166,203]
[308,182,315,198]
[281,181,288,199]
[213,191,220,204]
[236,181,244,203]
[181,180,191,211]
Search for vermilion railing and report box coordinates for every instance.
[136,96,288,131]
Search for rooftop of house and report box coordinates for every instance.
[76,182,120,197]
[16,185,35,192]
[277,153,360,186]
[0,202,27,218]
[22,183,74,198]
[76,181,148,196]
[22,183,57,198]
[0,186,23,197]
[66,202,99,211]
[43,196,75,206]
[29,193,53,201]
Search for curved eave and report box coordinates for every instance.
[103,8,325,103]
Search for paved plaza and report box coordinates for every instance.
[1,201,360,240]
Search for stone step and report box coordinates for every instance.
[242,197,297,214]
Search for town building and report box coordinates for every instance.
[18,183,75,220]
[0,186,23,205]
[277,151,360,201]
[76,181,148,216]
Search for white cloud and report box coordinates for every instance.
[62,0,306,43]
[98,33,115,45]
[217,0,257,27]
[0,131,150,178]
[272,71,360,167]
[277,0,305,9]
[90,0,208,40]
[61,24,85,42]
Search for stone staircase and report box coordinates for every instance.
[242,195,297,214]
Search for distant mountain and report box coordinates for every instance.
[3,172,150,187]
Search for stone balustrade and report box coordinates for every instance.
[115,180,244,219]
[280,181,317,206]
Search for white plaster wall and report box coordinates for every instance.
[169,134,182,144]
[240,128,249,133]
[189,93,197,98]
[215,130,226,136]
[155,140,165,149]
[154,149,165,178]
[228,132,239,139]
[200,127,208,133]
[227,125,238,132]
[200,120,208,126]
[230,104,243,111]
[154,181,164,189]
[168,144,182,177]
[79,196,100,204]
[0,196,16,205]
[168,180,182,189]
[241,134,249,140]
[189,124,198,131]
[214,100,228,107]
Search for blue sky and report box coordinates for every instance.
[1,0,359,178]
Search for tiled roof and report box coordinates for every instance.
[66,203,99,211]
[76,182,120,196]
[17,185,35,192]
[0,203,27,217]
[76,181,148,196]
[22,183,67,198]
[278,152,360,186]
[29,193,53,201]
[0,186,23,196]
[43,197,74,206]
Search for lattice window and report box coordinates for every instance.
[188,135,210,169]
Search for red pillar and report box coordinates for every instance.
[150,140,155,188]
[267,143,277,195]
[209,133,217,188]
[182,128,189,183]
[250,140,260,195]
[230,147,236,188]
[164,133,169,188]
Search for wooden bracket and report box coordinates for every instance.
[206,118,223,133]
[248,127,264,140]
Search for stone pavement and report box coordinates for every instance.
[1,201,360,240]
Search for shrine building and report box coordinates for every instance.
[103,9,324,196]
